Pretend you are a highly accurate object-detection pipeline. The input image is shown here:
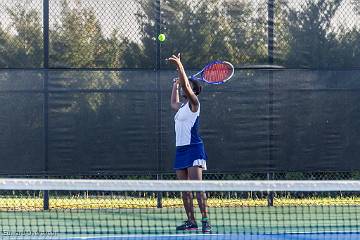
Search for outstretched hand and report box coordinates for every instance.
[166,53,182,67]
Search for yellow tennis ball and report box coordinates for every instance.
[158,34,166,42]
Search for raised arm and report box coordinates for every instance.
[171,78,181,111]
[167,53,199,112]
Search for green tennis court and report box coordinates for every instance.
[2,179,360,239]
[2,206,360,235]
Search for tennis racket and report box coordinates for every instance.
[188,61,234,84]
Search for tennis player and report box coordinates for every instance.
[167,53,211,233]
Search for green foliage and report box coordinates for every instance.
[125,0,267,68]
[1,0,360,69]
[273,0,292,65]
[0,3,42,67]
[284,0,343,68]
[334,27,360,67]
[0,27,10,67]
[49,0,125,112]
[50,0,123,68]
[225,0,268,64]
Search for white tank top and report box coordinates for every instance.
[174,101,203,147]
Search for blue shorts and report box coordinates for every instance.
[174,143,208,170]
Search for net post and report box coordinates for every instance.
[156,174,163,208]
[267,172,274,206]
[43,188,49,210]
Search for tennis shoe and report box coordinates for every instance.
[176,220,198,231]
[201,219,212,233]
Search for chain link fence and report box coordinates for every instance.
[0,0,43,67]
[0,0,359,68]
[1,0,360,180]
[5,171,360,180]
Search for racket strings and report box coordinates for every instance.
[203,63,233,83]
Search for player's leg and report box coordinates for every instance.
[176,169,197,230]
[188,166,211,233]
[188,166,207,217]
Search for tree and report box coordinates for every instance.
[50,0,125,109]
[0,3,43,68]
[272,0,292,65]
[51,0,120,68]
[0,2,44,172]
[122,0,268,69]
[284,0,343,68]
[335,28,360,67]
[0,27,11,67]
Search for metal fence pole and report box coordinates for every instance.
[156,0,162,171]
[155,0,163,209]
[268,0,274,65]
[43,0,50,211]
[267,0,275,207]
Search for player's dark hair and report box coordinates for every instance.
[189,79,202,96]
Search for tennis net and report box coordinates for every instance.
[1,179,360,239]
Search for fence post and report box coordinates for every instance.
[268,0,274,65]
[155,0,163,209]
[267,0,275,207]
[43,0,50,211]
[155,0,161,170]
